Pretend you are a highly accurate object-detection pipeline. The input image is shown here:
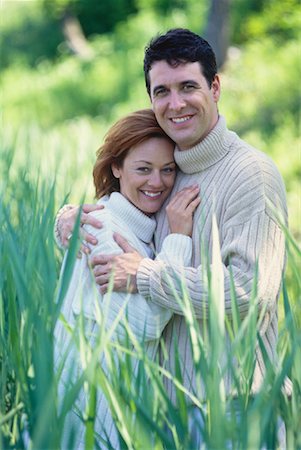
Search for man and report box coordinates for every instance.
[56,28,289,443]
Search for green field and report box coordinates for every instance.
[1,1,301,448]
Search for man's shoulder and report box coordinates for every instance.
[228,135,283,182]
[225,136,287,215]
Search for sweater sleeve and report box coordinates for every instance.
[157,233,192,265]
[70,209,172,341]
[137,159,287,320]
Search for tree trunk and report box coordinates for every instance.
[61,12,94,60]
[203,0,230,69]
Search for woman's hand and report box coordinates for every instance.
[166,185,200,236]
[55,203,104,250]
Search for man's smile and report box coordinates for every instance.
[170,115,193,124]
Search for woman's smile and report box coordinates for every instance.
[111,136,176,215]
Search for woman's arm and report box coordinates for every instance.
[54,203,104,249]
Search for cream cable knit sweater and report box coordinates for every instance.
[137,116,291,402]
[55,192,192,448]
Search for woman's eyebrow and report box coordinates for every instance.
[133,160,175,165]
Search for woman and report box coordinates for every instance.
[54,109,200,449]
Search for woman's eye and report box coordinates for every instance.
[137,167,150,173]
[162,167,175,174]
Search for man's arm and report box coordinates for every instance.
[84,211,172,341]
[92,174,287,320]
[137,169,287,319]
[93,210,285,320]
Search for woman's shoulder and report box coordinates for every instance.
[87,196,112,220]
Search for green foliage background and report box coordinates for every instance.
[1,0,301,448]
[1,0,300,317]
[1,0,300,236]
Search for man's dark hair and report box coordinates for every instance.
[144,28,217,96]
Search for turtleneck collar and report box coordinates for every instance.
[174,116,236,174]
[97,192,156,244]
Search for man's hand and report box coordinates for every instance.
[57,203,104,251]
[90,233,144,294]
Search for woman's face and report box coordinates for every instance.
[112,136,176,215]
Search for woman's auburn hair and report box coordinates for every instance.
[93,109,174,198]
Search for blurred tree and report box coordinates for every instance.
[0,2,62,67]
[231,0,300,43]
[203,0,301,69]
[41,0,138,58]
[42,0,138,36]
[203,0,230,69]
[1,0,139,67]
[136,0,186,13]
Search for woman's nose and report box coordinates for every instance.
[148,171,163,187]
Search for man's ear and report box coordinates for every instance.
[111,164,120,178]
[211,74,221,102]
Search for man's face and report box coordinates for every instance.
[149,61,220,150]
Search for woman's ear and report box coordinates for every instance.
[111,163,120,179]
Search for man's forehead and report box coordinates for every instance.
[149,60,203,84]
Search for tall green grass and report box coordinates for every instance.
[1,132,300,450]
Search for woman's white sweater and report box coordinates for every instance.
[55,192,192,448]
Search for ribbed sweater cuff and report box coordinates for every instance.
[137,258,159,298]
[158,234,192,266]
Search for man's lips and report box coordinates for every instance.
[170,115,193,124]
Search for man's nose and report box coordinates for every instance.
[168,91,186,110]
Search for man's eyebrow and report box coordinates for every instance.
[181,80,200,86]
[152,80,199,94]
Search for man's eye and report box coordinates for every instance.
[154,88,167,98]
[183,84,197,91]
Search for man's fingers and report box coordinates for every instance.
[90,254,115,268]
[99,284,109,295]
[94,274,110,286]
[93,263,111,278]
[113,233,136,253]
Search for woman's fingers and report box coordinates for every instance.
[167,185,200,212]
[80,209,103,228]
[166,185,200,236]
[58,204,104,248]
[169,185,199,207]
[82,203,104,214]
